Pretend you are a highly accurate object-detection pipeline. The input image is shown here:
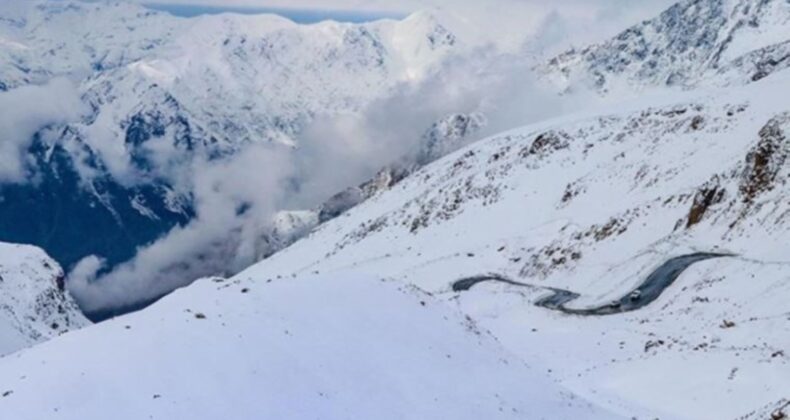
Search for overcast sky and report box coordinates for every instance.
[132,0,674,15]
[127,0,677,52]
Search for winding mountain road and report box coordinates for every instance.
[452,252,731,316]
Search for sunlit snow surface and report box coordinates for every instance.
[0,272,615,419]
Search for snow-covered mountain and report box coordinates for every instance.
[219,112,487,271]
[544,0,790,92]
[3,66,787,418]
[290,0,790,244]
[0,0,788,418]
[193,71,790,418]
[0,242,89,356]
[0,1,461,275]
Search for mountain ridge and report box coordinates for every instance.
[543,0,790,91]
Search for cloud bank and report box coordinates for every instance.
[69,144,296,311]
[68,45,597,313]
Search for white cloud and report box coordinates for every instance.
[68,44,604,313]
[0,78,87,183]
[69,255,106,287]
[35,0,676,312]
[69,143,298,311]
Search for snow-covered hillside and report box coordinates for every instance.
[0,242,88,356]
[166,73,790,418]
[285,0,790,256]
[544,0,790,92]
[0,270,617,419]
[2,65,787,419]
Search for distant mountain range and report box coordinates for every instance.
[0,1,459,278]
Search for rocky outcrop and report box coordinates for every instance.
[739,113,789,203]
[687,176,726,228]
[0,242,89,356]
[417,113,486,165]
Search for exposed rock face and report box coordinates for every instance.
[739,113,789,203]
[725,40,790,83]
[525,130,571,157]
[687,176,726,228]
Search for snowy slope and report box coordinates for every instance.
[0,271,616,420]
[0,242,88,356]
[544,0,790,92]
[274,0,790,266]
[2,66,786,419]
[181,73,787,418]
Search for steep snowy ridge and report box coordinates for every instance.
[2,2,457,124]
[0,2,457,93]
[544,0,790,91]
[0,242,89,356]
[97,9,458,152]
